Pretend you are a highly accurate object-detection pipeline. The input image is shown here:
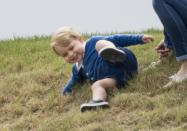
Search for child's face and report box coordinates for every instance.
[54,39,84,63]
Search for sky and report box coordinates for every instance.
[0,0,163,40]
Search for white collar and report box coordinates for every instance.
[75,42,86,71]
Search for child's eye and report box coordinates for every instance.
[69,46,73,50]
[62,53,68,57]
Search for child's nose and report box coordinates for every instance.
[68,52,74,58]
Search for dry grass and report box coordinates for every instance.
[0,30,186,131]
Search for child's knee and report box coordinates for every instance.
[91,78,116,91]
[95,40,115,52]
[91,81,102,91]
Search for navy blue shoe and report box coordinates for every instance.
[80,100,109,112]
[98,47,126,63]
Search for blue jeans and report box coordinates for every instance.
[153,0,187,61]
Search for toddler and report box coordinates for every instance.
[50,26,153,112]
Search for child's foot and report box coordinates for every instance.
[80,100,109,112]
[98,46,126,63]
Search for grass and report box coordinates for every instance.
[0,29,186,131]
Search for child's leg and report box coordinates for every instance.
[95,40,116,51]
[80,78,116,112]
[91,78,116,101]
[95,40,126,63]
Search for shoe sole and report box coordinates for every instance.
[99,47,126,63]
[80,102,109,112]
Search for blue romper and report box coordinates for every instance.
[62,34,144,94]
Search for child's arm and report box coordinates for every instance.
[62,75,76,95]
[141,35,154,44]
[61,64,86,95]
[105,34,153,47]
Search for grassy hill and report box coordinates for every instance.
[0,30,186,131]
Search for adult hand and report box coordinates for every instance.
[142,35,154,43]
[155,40,171,59]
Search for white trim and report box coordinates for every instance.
[75,42,86,71]
[98,46,124,55]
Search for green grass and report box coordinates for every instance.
[0,29,186,131]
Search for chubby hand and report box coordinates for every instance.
[155,40,171,59]
[60,86,72,96]
[142,35,154,43]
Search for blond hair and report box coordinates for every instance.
[50,26,82,55]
